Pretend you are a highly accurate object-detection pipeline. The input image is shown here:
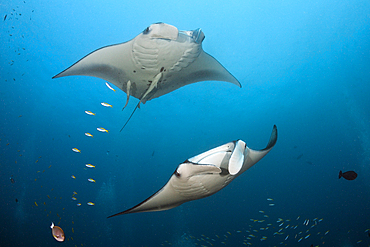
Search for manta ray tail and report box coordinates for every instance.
[120,73,162,132]
[120,102,140,132]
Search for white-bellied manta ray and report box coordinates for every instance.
[107,125,277,217]
[52,23,241,131]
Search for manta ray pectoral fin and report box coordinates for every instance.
[184,51,242,88]
[51,42,131,91]
[228,140,246,175]
[243,125,278,171]
[107,183,180,217]
[120,73,163,132]
[122,80,131,110]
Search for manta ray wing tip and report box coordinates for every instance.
[52,73,62,79]
[107,212,123,218]
[232,79,242,88]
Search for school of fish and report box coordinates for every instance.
[156,199,369,246]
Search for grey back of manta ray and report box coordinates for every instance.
[52,23,241,105]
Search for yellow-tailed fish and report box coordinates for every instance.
[101,102,112,107]
[76,203,81,206]
[71,197,77,201]
[72,148,81,153]
[85,164,95,168]
[87,202,95,206]
[267,198,273,201]
[73,191,77,195]
[269,203,275,206]
[84,110,95,116]
[85,133,93,137]
[71,175,76,179]
[34,202,38,206]
[97,127,109,133]
[88,178,96,183]
[105,82,116,92]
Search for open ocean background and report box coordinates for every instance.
[1,0,370,246]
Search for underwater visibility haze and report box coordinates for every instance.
[1,0,370,246]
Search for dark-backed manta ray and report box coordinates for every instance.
[108,125,277,217]
[52,23,241,131]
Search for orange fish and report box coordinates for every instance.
[50,222,65,242]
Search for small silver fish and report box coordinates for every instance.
[97,127,109,133]
[105,82,116,92]
[101,102,112,107]
[85,110,96,116]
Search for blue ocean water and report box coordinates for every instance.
[1,0,370,246]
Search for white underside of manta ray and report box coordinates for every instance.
[52,23,241,130]
[108,125,277,217]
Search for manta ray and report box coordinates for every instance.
[52,23,241,131]
[108,125,277,217]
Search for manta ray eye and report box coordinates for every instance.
[143,26,151,35]
[175,171,181,178]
